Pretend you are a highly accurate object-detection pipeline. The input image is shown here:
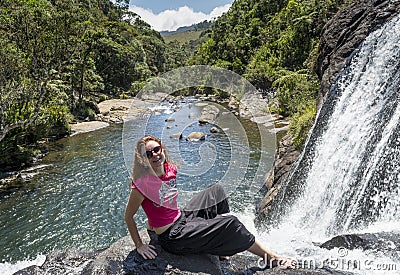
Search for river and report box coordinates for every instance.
[0,98,276,272]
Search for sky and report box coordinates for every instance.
[129,0,234,32]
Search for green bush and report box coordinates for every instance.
[289,103,316,150]
[272,69,318,117]
[271,69,318,148]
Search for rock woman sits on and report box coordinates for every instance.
[124,135,297,269]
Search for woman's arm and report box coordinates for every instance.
[124,188,157,259]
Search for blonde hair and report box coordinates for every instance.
[131,135,171,182]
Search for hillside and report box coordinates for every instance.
[160,20,212,36]
[163,30,203,44]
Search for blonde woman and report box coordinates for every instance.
[124,135,296,268]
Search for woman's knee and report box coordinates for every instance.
[208,183,227,196]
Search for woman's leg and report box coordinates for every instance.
[183,183,229,219]
[159,214,254,257]
[247,240,277,258]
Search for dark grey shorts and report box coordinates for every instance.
[158,184,255,256]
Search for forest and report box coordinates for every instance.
[0,0,350,171]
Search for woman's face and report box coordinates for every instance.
[145,140,165,169]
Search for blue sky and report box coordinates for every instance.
[129,0,233,32]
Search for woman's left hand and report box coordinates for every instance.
[137,243,157,259]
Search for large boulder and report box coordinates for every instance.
[186,132,206,141]
[15,230,222,275]
[14,230,353,275]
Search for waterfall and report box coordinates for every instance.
[268,14,400,238]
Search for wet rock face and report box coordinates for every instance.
[14,249,99,275]
[256,134,300,223]
[319,232,400,262]
[317,0,400,108]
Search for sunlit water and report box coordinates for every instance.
[0,99,276,273]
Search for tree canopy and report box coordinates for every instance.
[0,0,172,170]
[190,0,351,148]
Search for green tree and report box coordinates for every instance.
[0,0,80,141]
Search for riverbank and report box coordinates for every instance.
[69,98,145,135]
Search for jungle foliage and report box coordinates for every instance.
[0,0,176,170]
[190,0,351,149]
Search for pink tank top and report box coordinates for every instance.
[132,163,181,227]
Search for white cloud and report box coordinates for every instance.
[130,4,232,32]
[209,4,232,19]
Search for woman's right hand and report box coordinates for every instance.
[137,243,158,259]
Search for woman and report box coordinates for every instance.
[124,135,296,269]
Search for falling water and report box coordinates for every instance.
[269,14,400,238]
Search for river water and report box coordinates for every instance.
[0,99,276,271]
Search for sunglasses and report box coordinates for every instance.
[145,146,162,158]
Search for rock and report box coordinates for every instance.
[15,230,222,275]
[317,0,400,109]
[186,132,206,141]
[210,127,219,133]
[228,96,239,109]
[15,230,362,275]
[256,134,300,224]
[319,232,400,261]
[198,105,220,125]
[170,132,183,139]
[14,249,99,275]
[137,92,169,103]
[221,254,353,275]
[110,106,128,111]
[69,121,109,136]
[253,268,353,274]
[239,92,269,119]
